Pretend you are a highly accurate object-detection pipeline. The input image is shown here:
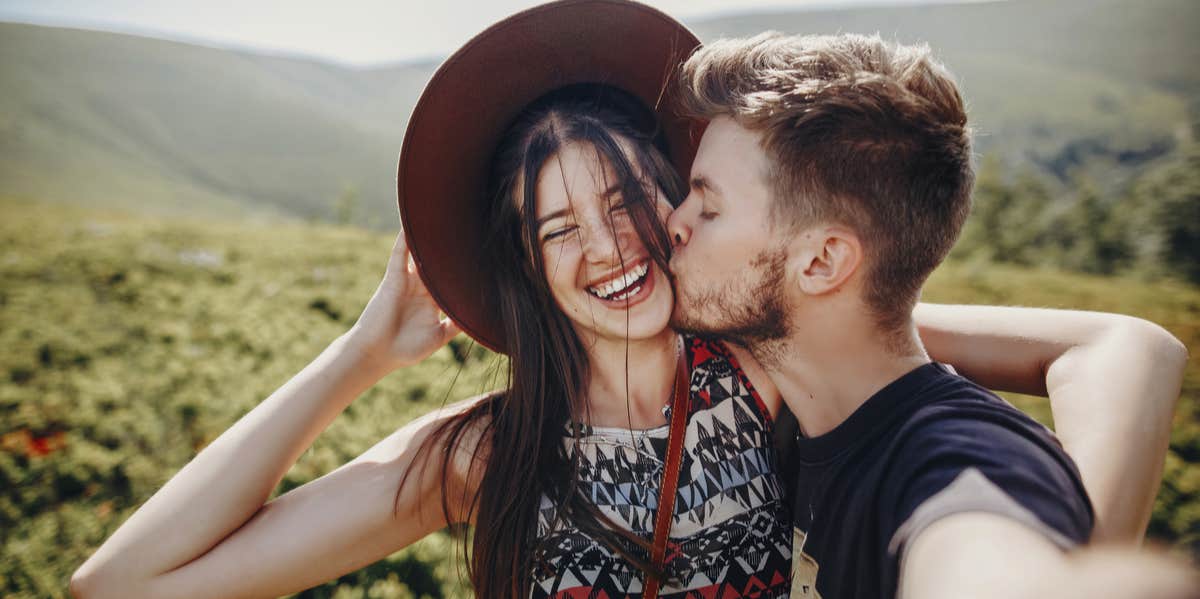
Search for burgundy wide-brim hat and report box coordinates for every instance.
[396,0,701,354]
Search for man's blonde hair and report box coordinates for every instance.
[678,32,974,333]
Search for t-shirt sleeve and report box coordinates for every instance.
[880,414,1094,566]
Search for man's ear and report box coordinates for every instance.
[789,226,863,296]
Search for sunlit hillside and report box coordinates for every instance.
[1,0,1196,227]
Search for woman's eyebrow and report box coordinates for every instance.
[537,183,624,229]
[536,208,571,229]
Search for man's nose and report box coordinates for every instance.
[667,194,697,248]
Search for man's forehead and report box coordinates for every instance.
[692,116,771,192]
[694,116,767,171]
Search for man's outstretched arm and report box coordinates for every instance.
[915,303,1188,542]
[899,512,1198,599]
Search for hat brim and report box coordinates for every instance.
[397,0,701,354]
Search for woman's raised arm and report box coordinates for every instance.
[914,303,1187,544]
[70,232,476,598]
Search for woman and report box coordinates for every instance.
[71,2,1181,598]
[432,83,796,597]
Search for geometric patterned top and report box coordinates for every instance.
[530,335,794,598]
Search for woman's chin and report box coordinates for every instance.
[587,300,675,345]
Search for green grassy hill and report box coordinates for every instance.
[692,0,1200,96]
[1,198,1197,597]
[2,0,1196,225]
[0,23,433,225]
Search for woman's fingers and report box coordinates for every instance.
[385,231,410,279]
[439,318,463,346]
[385,231,435,303]
[385,230,439,309]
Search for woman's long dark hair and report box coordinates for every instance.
[396,83,686,597]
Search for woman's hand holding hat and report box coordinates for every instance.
[345,229,462,374]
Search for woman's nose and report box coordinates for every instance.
[580,222,623,264]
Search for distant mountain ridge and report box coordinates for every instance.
[1,0,1195,227]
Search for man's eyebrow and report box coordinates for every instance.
[690,175,720,195]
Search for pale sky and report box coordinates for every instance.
[0,0,996,66]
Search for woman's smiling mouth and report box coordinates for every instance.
[586,260,651,303]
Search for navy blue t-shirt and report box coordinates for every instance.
[774,362,1094,598]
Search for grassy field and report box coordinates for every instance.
[1,197,1196,598]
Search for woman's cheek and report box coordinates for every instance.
[616,227,643,254]
[541,241,582,289]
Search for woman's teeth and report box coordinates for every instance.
[588,262,649,300]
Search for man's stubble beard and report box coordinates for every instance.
[670,245,792,368]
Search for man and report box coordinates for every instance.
[665,32,1194,598]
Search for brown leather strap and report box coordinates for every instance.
[644,341,690,599]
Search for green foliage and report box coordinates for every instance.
[0,198,494,598]
[2,198,1198,596]
[1043,181,1133,275]
[953,148,1199,284]
[956,160,1059,266]
[1118,146,1200,283]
